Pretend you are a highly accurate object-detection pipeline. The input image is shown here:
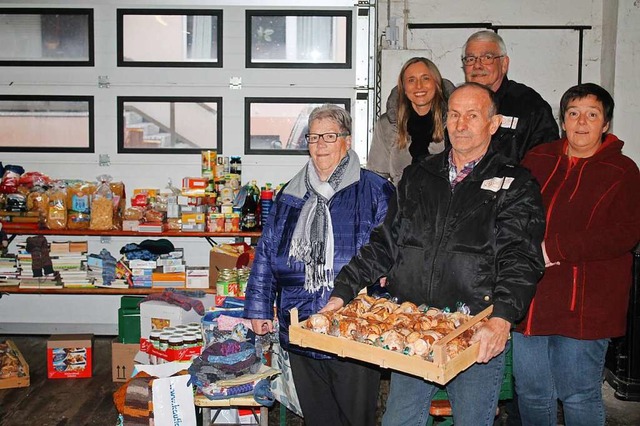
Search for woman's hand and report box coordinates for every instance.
[542,241,560,268]
[319,297,344,313]
[251,319,274,336]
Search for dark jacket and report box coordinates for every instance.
[518,134,640,339]
[332,147,545,324]
[492,77,559,163]
[243,169,394,358]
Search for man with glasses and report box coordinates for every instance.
[462,30,559,162]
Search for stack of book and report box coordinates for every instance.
[153,249,186,287]
[0,254,20,286]
[50,241,92,288]
[19,274,62,290]
[129,259,155,288]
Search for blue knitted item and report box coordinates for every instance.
[100,248,117,285]
[253,379,275,407]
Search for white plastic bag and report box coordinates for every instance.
[270,342,303,417]
[152,374,196,426]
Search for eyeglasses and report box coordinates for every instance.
[304,132,350,144]
[461,54,504,66]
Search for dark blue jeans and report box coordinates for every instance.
[382,345,507,426]
[512,332,609,426]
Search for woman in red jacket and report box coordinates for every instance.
[514,83,640,426]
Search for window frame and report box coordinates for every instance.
[0,94,94,153]
[244,97,351,155]
[116,8,223,68]
[0,7,94,67]
[245,9,352,69]
[117,96,223,155]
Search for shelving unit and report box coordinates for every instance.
[0,228,260,295]
[4,228,262,246]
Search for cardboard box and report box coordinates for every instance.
[187,267,210,289]
[112,340,140,382]
[209,243,254,288]
[47,334,93,379]
[139,296,212,339]
[289,306,493,385]
[139,338,202,363]
[0,340,30,389]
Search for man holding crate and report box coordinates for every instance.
[324,83,545,426]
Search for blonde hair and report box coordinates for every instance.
[396,57,446,150]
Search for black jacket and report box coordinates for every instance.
[332,147,546,324]
[492,77,559,163]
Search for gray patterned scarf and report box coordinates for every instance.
[286,150,361,292]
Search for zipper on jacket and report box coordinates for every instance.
[570,266,578,311]
[427,188,452,303]
[524,298,535,336]
[524,158,570,335]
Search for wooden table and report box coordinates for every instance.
[194,394,268,426]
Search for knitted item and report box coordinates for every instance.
[139,290,205,315]
[113,371,154,426]
[120,243,158,261]
[100,248,117,285]
[253,379,276,407]
[25,235,54,277]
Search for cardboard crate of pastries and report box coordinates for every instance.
[289,294,492,385]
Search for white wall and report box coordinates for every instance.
[612,1,640,163]
[376,0,640,166]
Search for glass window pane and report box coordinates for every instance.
[119,9,222,67]
[0,96,93,152]
[119,97,222,154]
[247,11,351,68]
[245,98,350,155]
[0,9,92,65]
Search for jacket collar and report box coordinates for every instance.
[421,141,514,181]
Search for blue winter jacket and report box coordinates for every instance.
[243,169,394,359]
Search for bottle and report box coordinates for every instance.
[260,184,274,229]
[240,180,259,231]
[241,189,258,231]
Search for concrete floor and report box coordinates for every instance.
[602,380,640,426]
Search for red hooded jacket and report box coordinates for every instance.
[518,134,640,339]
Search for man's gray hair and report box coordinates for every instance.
[308,104,352,133]
[463,30,507,56]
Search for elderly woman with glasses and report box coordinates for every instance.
[244,104,395,426]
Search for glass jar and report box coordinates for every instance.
[159,333,171,351]
[168,335,184,351]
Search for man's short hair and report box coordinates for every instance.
[463,30,508,56]
[559,83,614,126]
[450,82,499,117]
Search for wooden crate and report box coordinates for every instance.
[0,340,30,389]
[289,305,493,385]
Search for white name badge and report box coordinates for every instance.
[501,115,519,129]
[481,176,515,192]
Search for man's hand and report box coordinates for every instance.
[251,319,273,336]
[470,317,511,363]
[319,297,344,313]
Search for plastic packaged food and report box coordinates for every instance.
[123,206,145,221]
[66,181,95,230]
[89,175,114,230]
[26,177,50,220]
[46,181,68,229]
